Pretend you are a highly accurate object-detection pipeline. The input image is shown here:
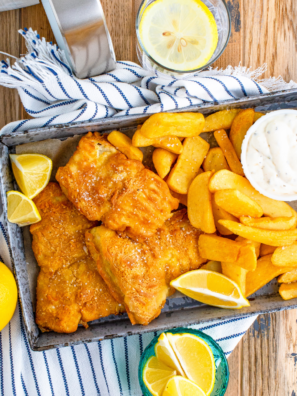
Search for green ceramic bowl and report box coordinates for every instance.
[138,328,229,396]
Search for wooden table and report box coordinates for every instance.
[1,1,297,394]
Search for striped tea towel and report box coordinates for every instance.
[1,28,296,136]
[0,219,257,396]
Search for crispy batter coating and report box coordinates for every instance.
[85,210,206,326]
[31,183,124,333]
[56,132,179,239]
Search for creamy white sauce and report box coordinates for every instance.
[246,113,297,196]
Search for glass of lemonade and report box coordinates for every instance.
[136,0,231,78]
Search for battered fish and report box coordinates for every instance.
[31,183,124,333]
[85,210,206,326]
[56,132,179,239]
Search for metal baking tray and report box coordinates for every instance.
[2,88,297,352]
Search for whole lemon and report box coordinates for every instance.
[0,262,17,331]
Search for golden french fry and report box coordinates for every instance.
[209,170,293,218]
[132,129,183,154]
[169,190,188,206]
[236,236,261,258]
[153,149,177,179]
[246,255,294,297]
[202,109,241,132]
[203,147,230,172]
[240,213,297,230]
[211,197,238,236]
[141,113,205,139]
[254,112,265,122]
[234,243,257,271]
[214,130,244,176]
[221,262,248,295]
[278,269,297,283]
[271,243,297,267]
[260,244,276,256]
[214,189,263,218]
[279,282,297,300]
[107,131,143,161]
[198,234,241,262]
[167,137,210,194]
[229,109,255,159]
[188,172,216,233]
[200,261,222,273]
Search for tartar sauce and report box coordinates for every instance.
[245,112,297,196]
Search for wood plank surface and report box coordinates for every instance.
[1,0,297,394]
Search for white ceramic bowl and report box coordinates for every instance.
[241,109,297,202]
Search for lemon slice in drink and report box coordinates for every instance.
[143,356,176,396]
[163,376,206,396]
[139,0,218,71]
[166,333,215,395]
[0,261,18,331]
[155,333,185,376]
[171,270,250,309]
[7,191,41,227]
[10,154,52,199]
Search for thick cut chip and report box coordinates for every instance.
[219,220,297,246]
[278,269,297,283]
[107,131,143,161]
[202,109,241,132]
[229,109,255,159]
[153,149,177,179]
[214,189,263,218]
[211,197,238,235]
[167,137,210,194]
[169,190,188,206]
[198,234,241,262]
[188,172,216,233]
[279,283,297,300]
[203,147,230,172]
[240,213,297,230]
[260,244,276,256]
[132,129,183,154]
[141,113,205,139]
[245,255,294,297]
[236,236,260,258]
[209,170,293,218]
[224,243,257,272]
[272,243,297,267]
[221,262,248,296]
[214,130,244,176]
[200,261,222,273]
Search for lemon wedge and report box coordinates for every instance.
[0,261,18,331]
[7,191,41,227]
[10,154,52,199]
[155,333,185,376]
[162,376,206,396]
[143,356,176,396]
[166,333,215,395]
[171,269,250,309]
[139,0,218,71]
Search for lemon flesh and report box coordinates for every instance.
[167,333,215,396]
[10,154,52,199]
[155,333,185,376]
[143,356,176,396]
[171,269,250,309]
[139,0,218,71]
[0,262,18,331]
[163,376,206,396]
[7,191,41,227]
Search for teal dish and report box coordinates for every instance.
[138,328,229,396]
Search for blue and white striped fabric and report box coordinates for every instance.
[0,28,270,136]
[0,215,257,396]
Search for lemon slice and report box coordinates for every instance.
[167,334,215,395]
[143,356,176,396]
[139,0,218,71]
[155,333,185,376]
[7,191,41,227]
[10,154,52,199]
[171,269,250,309]
[0,261,18,331]
[163,376,206,396]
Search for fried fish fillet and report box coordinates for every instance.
[85,210,206,325]
[56,132,179,239]
[31,183,124,333]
